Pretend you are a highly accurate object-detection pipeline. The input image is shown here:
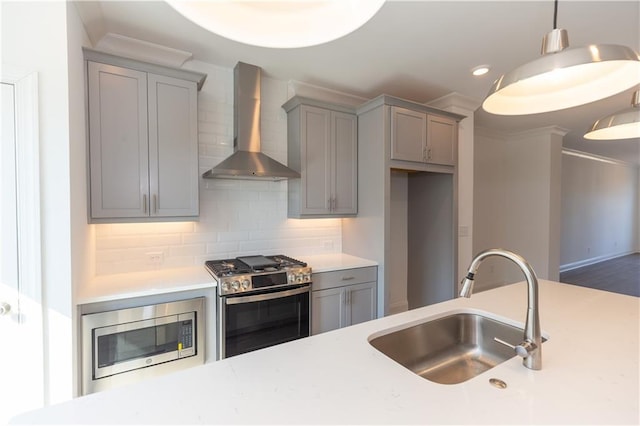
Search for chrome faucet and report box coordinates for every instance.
[460,248,542,370]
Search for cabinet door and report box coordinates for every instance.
[300,106,332,215]
[390,106,426,162]
[331,111,357,214]
[311,287,345,335]
[345,281,377,327]
[426,115,456,166]
[148,74,199,217]
[88,62,149,218]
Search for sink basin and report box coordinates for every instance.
[369,311,545,384]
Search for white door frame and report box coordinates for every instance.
[1,66,44,413]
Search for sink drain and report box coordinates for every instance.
[489,378,507,389]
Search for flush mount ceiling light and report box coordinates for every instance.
[482,0,640,115]
[584,91,640,140]
[165,0,386,48]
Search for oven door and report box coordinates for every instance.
[220,284,310,358]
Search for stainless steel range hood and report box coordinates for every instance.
[202,62,300,180]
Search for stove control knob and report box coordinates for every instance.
[297,274,304,283]
[231,280,240,291]
[221,282,230,293]
[241,279,250,290]
[288,273,295,283]
[304,273,311,282]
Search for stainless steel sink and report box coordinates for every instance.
[369,312,546,384]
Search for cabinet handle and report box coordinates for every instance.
[346,290,351,305]
[143,194,147,214]
[423,146,427,161]
[153,194,157,214]
[427,148,432,160]
[341,276,355,281]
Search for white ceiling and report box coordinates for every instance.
[74,0,640,165]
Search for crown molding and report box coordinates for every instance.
[95,33,193,68]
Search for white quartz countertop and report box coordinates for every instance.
[77,266,216,304]
[78,253,376,304]
[20,280,639,424]
[297,252,377,273]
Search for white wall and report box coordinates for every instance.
[427,94,480,286]
[473,126,564,291]
[66,2,92,398]
[560,151,639,270]
[1,0,88,404]
[92,60,342,275]
[472,129,509,289]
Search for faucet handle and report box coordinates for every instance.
[494,337,537,358]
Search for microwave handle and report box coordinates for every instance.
[225,285,310,305]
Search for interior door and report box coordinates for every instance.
[1,78,44,423]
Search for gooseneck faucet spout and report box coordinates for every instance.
[460,248,542,370]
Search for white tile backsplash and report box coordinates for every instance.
[94,60,342,276]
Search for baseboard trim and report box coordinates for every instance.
[560,251,637,273]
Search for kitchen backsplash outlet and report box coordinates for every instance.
[94,60,342,275]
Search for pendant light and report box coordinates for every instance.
[584,91,640,140]
[482,0,640,115]
[166,0,386,49]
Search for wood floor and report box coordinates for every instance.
[559,253,640,297]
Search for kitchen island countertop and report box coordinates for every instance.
[16,280,638,424]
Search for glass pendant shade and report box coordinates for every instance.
[483,29,640,115]
[584,91,640,140]
[166,0,386,48]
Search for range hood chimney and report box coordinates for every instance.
[202,62,300,180]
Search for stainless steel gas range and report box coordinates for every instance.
[205,254,312,359]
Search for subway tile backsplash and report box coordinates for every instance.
[94,60,342,276]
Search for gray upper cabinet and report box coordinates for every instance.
[390,106,457,166]
[84,48,206,222]
[390,106,426,162]
[426,114,457,166]
[283,97,357,218]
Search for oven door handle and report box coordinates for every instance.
[225,285,310,305]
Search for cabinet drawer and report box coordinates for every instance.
[312,267,377,291]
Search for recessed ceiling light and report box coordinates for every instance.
[472,65,490,76]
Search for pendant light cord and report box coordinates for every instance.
[553,0,559,29]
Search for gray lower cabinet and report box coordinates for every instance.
[311,267,377,335]
[390,105,457,166]
[84,48,206,222]
[283,97,357,218]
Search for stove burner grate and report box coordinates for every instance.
[205,254,307,278]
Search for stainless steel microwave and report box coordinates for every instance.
[81,297,204,395]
